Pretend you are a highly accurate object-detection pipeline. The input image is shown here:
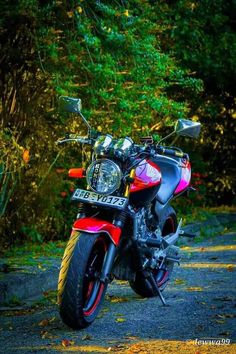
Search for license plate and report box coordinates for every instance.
[71,188,128,209]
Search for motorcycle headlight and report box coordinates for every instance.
[86,159,122,195]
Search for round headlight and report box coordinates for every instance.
[86,159,122,195]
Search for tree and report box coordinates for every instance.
[0,0,203,245]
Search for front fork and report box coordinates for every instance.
[100,169,136,283]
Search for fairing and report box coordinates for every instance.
[130,159,161,193]
[73,217,121,245]
[174,160,191,195]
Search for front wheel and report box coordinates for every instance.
[58,232,108,329]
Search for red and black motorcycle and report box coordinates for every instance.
[57,96,201,329]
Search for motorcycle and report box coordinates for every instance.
[57,96,201,329]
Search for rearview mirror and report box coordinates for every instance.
[59,96,82,113]
[175,119,201,139]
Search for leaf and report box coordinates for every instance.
[215,319,226,324]
[116,317,126,323]
[22,149,30,163]
[38,319,49,327]
[106,295,128,303]
[217,314,226,318]
[67,11,73,18]
[61,339,74,347]
[82,334,92,341]
[41,330,57,339]
[174,278,186,285]
[186,286,203,292]
[227,265,234,272]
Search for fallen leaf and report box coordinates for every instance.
[38,319,49,327]
[107,295,128,303]
[215,319,226,324]
[174,278,186,285]
[116,317,126,323]
[82,334,92,341]
[41,330,57,339]
[38,264,46,271]
[216,314,226,319]
[61,339,74,347]
[186,286,203,292]
[227,265,234,272]
[49,316,56,323]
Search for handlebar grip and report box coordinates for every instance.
[156,146,188,159]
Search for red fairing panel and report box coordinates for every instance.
[73,217,121,246]
[174,160,191,195]
[130,159,162,193]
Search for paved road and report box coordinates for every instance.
[0,232,236,353]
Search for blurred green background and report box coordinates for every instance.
[0,0,235,248]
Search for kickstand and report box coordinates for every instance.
[156,285,167,306]
[149,274,168,306]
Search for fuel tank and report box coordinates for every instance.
[129,159,162,207]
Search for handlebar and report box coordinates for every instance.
[56,135,92,145]
[155,146,189,159]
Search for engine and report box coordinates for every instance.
[135,207,162,242]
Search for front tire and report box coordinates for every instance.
[129,206,177,298]
[58,232,108,329]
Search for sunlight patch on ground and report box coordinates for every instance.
[15,340,236,354]
[181,262,236,269]
[120,340,236,354]
[15,345,108,353]
[181,245,236,252]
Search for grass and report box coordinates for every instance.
[1,241,66,268]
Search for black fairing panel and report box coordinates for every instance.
[129,185,160,207]
[152,156,182,204]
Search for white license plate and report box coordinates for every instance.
[71,189,128,209]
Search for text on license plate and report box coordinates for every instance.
[71,189,127,208]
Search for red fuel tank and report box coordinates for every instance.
[129,159,161,207]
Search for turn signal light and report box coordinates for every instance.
[68,168,85,178]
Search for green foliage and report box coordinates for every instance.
[0,0,234,247]
[0,0,202,246]
[157,0,236,204]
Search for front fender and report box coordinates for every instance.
[73,217,121,246]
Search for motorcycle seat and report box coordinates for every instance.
[153,156,182,204]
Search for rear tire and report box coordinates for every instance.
[58,232,108,329]
[129,206,177,298]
